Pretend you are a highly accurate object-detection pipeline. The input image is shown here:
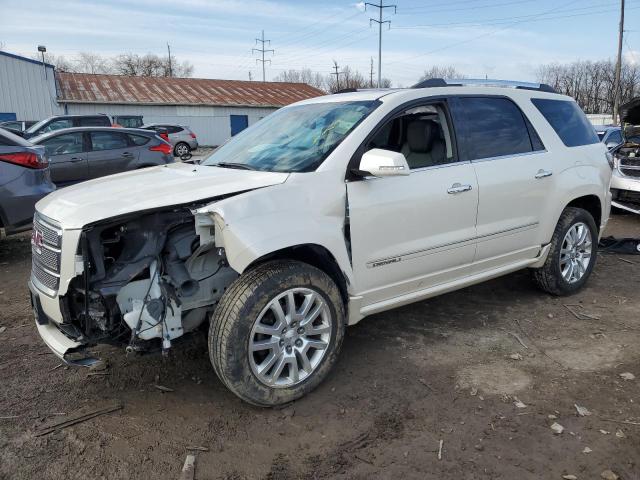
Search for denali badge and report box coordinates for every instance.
[370,257,401,268]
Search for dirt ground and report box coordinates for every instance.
[1,214,639,480]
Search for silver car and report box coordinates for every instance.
[142,124,199,156]
[31,127,174,187]
[0,128,55,237]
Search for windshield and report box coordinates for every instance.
[25,118,51,134]
[202,100,378,172]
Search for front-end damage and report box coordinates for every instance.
[56,202,239,357]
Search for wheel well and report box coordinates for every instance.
[566,195,602,230]
[246,244,349,305]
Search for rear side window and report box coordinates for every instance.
[455,97,533,160]
[128,134,150,146]
[531,99,598,147]
[90,132,128,151]
[78,116,110,127]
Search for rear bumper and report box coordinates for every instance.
[0,168,55,234]
[29,280,97,366]
[188,140,199,150]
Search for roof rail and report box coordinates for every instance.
[411,78,557,93]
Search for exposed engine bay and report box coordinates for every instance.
[61,204,238,355]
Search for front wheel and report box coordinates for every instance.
[209,260,345,406]
[531,207,598,295]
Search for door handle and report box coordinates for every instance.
[447,183,473,194]
[535,169,553,179]
[69,157,83,163]
[121,152,134,158]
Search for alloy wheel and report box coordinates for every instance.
[559,222,592,283]
[249,288,332,388]
[175,143,189,156]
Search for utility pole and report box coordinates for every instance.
[167,42,172,77]
[252,30,274,82]
[331,60,345,91]
[366,1,396,87]
[613,0,625,125]
[248,71,253,81]
[370,57,374,87]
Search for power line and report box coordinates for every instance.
[167,42,172,77]
[331,60,345,90]
[387,0,584,68]
[370,57,375,87]
[366,1,397,87]
[252,30,274,82]
[613,0,625,125]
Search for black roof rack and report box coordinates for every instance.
[411,78,557,94]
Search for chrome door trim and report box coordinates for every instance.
[366,222,539,268]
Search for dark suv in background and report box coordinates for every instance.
[22,114,112,139]
[0,128,55,237]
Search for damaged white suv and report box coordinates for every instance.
[31,79,612,406]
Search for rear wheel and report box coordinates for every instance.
[531,207,598,295]
[174,142,190,157]
[209,260,345,406]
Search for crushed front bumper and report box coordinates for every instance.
[611,169,640,214]
[29,281,98,367]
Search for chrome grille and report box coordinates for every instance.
[31,213,62,295]
[34,215,61,248]
[620,167,640,178]
[619,158,640,178]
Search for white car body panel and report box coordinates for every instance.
[29,84,613,360]
[35,162,288,229]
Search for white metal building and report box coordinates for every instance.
[56,72,324,146]
[0,51,324,145]
[0,51,62,121]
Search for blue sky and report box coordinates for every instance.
[1,0,639,86]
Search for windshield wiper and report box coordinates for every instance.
[213,162,257,171]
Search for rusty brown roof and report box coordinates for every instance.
[56,72,324,108]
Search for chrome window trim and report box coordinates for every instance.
[470,149,548,164]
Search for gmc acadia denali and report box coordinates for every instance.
[30,79,612,405]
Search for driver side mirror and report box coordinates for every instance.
[356,148,410,178]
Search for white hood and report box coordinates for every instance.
[36,162,289,229]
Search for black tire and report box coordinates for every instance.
[531,207,598,296]
[209,260,346,406]
[174,142,190,157]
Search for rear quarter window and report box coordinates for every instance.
[128,134,150,146]
[531,98,599,147]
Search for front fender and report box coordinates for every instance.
[196,173,355,290]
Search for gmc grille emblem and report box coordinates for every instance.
[31,229,44,253]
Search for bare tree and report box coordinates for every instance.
[537,59,640,114]
[419,65,466,81]
[111,53,193,77]
[32,52,75,72]
[74,52,111,74]
[273,68,326,90]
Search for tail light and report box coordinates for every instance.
[159,132,169,141]
[0,151,48,169]
[189,132,196,139]
[150,142,172,156]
